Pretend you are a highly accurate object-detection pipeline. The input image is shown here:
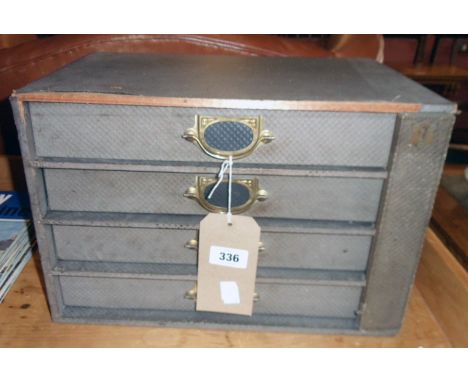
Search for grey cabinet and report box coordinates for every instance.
[11,53,455,334]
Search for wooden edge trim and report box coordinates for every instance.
[14,97,27,126]
[14,92,422,113]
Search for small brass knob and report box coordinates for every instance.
[258,241,266,253]
[184,287,197,300]
[182,128,198,142]
[260,130,275,144]
[256,189,268,201]
[185,239,198,250]
[183,186,198,199]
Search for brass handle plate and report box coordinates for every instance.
[182,115,275,160]
[183,176,268,214]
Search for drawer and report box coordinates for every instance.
[53,225,197,265]
[58,275,362,318]
[44,169,383,222]
[53,225,372,272]
[30,103,396,168]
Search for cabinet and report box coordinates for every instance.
[11,53,455,334]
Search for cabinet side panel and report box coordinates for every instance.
[9,97,63,320]
[360,113,455,331]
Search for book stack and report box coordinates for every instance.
[0,191,35,302]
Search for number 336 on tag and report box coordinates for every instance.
[209,245,249,269]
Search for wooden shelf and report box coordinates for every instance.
[394,64,468,81]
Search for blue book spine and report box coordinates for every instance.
[0,191,31,221]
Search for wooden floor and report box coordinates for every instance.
[0,156,464,347]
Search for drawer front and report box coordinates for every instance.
[258,232,371,271]
[59,276,362,318]
[53,225,372,271]
[53,225,197,265]
[44,169,383,222]
[30,103,396,168]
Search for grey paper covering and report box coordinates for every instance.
[30,103,396,168]
[10,54,456,334]
[44,169,384,222]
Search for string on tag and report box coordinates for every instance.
[207,155,233,225]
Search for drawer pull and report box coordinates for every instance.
[184,239,199,250]
[184,286,260,302]
[258,241,266,253]
[182,115,275,160]
[184,239,266,254]
[184,287,198,300]
[184,176,267,214]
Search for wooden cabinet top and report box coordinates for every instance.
[14,53,455,113]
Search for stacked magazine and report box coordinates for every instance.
[0,191,35,302]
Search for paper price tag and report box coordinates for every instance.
[196,213,260,316]
[209,245,249,269]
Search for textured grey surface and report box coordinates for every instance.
[259,232,371,271]
[32,158,389,179]
[53,225,197,264]
[30,103,396,168]
[360,113,455,331]
[52,225,372,271]
[44,211,376,235]
[59,275,362,318]
[43,169,383,222]
[52,262,366,283]
[18,53,453,110]
[58,306,361,334]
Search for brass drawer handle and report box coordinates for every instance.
[184,287,198,300]
[182,115,275,160]
[258,241,266,253]
[184,286,259,302]
[183,176,267,214]
[185,238,266,254]
[184,239,199,250]
[253,292,260,302]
